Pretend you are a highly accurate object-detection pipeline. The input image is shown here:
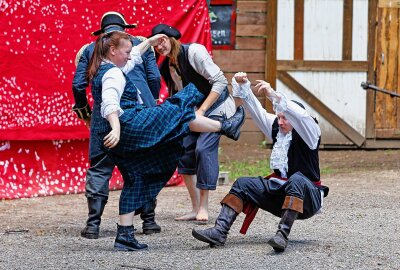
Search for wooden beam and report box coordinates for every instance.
[277,71,365,147]
[237,1,268,13]
[265,0,277,114]
[374,7,399,130]
[365,0,378,139]
[265,0,277,88]
[378,0,400,8]
[236,12,267,25]
[294,0,304,60]
[213,50,265,72]
[364,138,400,148]
[236,25,267,36]
[343,0,353,60]
[375,128,400,138]
[235,37,266,50]
[276,60,368,71]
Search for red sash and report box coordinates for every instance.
[239,173,322,235]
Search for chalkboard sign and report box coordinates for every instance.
[209,0,236,49]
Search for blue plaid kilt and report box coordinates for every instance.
[110,140,183,215]
[104,83,204,214]
[112,83,204,156]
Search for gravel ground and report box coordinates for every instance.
[1,150,399,270]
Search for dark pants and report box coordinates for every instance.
[229,172,322,219]
[87,133,157,215]
[177,131,221,190]
[86,130,115,199]
[85,153,114,199]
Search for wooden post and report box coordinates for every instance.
[342,0,353,60]
[294,0,304,60]
[365,0,378,139]
[265,0,277,114]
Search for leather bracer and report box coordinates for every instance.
[72,103,92,120]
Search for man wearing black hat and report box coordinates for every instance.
[192,72,329,252]
[150,23,244,224]
[72,11,162,239]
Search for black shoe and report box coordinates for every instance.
[220,106,245,141]
[114,224,148,251]
[81,226,100,239]
[81,197,107,239]
[267,208,299,252]
[143,223,161,235]
[267,231,287,252]
[192,228,224,247]
[192,205,238,247]
[141,199,161,235]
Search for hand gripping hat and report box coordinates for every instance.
[149,23,181,39]
[92,11,137,36]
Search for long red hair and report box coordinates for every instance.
[87,31,131,82]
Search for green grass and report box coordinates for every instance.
[220,159,336,182]
[220,159,272,181]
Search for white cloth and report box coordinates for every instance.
[169,43,235,118]
[231,77,321,171]
[231,77,321,149]
[188,43,227,95]
[100,47,143,118]
[231,77,324,210]
[270,131,292,178]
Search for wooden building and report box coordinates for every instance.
[212,0,400,148]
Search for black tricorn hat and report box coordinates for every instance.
[92,12,137,36]
[149,23,181,39]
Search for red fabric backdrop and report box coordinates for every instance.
[0,0,211,199]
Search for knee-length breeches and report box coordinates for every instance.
[229,172,322,219]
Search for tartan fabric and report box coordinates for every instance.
[90,63,114,134]
[113,140,183,214]
[114,82,204,154]
[91,64,205,214]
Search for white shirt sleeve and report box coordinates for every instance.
[120,46,143,74]
[231,77,276,141]
[188,44,227,95]
[101,66,125,118]
[273,94,321,149]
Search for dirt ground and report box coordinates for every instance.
[0,145,399,270]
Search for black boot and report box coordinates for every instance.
[141,199,161,235]
[192,205,238,247]
[114,224,148,251]
[267,209,299,252]
[81,197,107,239]
[220,106,246,141]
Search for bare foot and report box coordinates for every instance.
[174,211,197,221]
[195,208,209,222]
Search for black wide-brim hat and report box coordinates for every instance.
[149,23,181,39]
[92,11,137,36]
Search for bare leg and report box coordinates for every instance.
[175,174,200,221]
[196,189,209,222]
[119,212,135,226]
[189,114,221,133]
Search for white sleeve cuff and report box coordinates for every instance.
[231,78,251,99]
[101,104,124,118]
[272,92,287,113]
[130,47,143,65]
